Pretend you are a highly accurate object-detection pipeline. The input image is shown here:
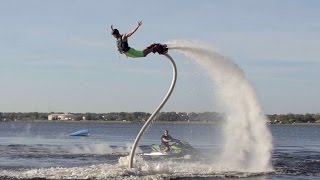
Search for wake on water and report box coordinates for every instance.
[1,40,273,179]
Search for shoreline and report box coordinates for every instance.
[1,120,320,125]
[1,120,222,124]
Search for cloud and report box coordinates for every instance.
[211,31,320,63]
[243,61,319,83]
[18,53,104,71]
[66,37,113,50]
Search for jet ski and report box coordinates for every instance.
[142,140,197,157]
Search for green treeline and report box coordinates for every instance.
[0,112,320,124]
[0,111,222,122]
[267,113,320,124]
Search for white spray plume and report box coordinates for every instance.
[167,40,273,172]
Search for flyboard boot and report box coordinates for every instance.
[147,43,168,55]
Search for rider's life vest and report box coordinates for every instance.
[117,36,130,54]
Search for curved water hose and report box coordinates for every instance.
[128,53,177,168]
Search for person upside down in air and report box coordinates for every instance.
[111,21,168,58]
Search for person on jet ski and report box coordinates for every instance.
[111,21,168,58]
[161,129,176,152]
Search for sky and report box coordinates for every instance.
[0,0,319,114]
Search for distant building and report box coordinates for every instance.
[48,113,75,121]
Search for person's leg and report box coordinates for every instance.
[164,144,170,152]
[125,48,145,58]
[142,47,154,57]
[126,44,168,58]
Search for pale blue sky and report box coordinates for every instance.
[0,0,319,114]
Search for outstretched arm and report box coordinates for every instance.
[162,137,171,143]
[124,21,142,38]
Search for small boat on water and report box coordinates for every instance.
[69,129,89,136]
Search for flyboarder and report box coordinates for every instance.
[111,21,168,58]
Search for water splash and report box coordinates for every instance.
[0,160,271,179]
[167,40,273,172]
[64,143,132,155]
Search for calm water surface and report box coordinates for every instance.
[0,121,319,179]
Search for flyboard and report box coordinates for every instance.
[128,45,177,168]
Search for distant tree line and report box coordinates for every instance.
[0,112,319,124]
[0,111,223,122]
[267,113,320,124]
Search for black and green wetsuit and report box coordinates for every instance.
[117,36,144,58]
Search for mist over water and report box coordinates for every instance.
[167,40,273,172]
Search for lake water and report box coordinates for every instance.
[0,121,319,179]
